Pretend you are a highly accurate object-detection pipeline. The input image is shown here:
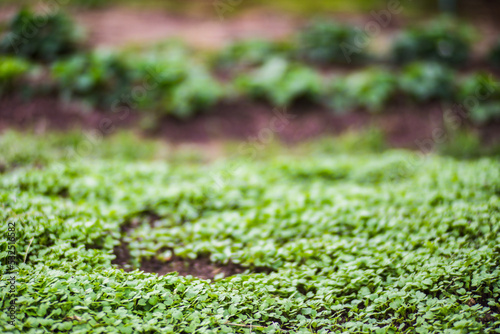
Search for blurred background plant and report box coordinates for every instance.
[327,68,397,113]
[398,62,456,102]
[295,21,367,65]
[458,73,500,123]
[0,8,84,63]
[391,18,474,66]
[0,56,32,97]
[50,51,132,109]
[235,57,323,106]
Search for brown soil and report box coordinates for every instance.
[75,8,299,50]
[120,210,162,234]
[112,242,246,280]
[140,255,245,280]
[111,242,132,269]
[0,96,139,134]
[1,96,499,148]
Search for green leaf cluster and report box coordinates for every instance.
[235,57,323,106]
[295,21,367,64]
[0,9,83,63]
[50,49,223,117]
[391,19,472,67]
[0,56,33,97]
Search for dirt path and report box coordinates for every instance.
[75,8,299,49]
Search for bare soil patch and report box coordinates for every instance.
[111,241,246,280]
[140,255,245,280]
[0,96,139,133]
[111,242,132,269]
[75,8,298,49]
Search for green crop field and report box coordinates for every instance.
[0,131,499,333]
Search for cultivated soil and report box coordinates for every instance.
[1,95,499,149]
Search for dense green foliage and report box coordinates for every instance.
[391,21,471,66]
[458,73,500,124]
[131,52,223,119]
[235,57,323,106]
[327,68,396,113]
[51,51,133,108]
[0,132,499,333]
[49,48,223,117]
[398,62,456,102]
[213,39,292,70]
[0,9,82,62]
[295,21,366,64]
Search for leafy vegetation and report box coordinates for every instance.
[458,73,500,124]
[51,51,133,108]
[0,131,499,333]
[327,68,396,113]
[235,57,323,106]
[295,21,366,64]
[0,9,83,62]
[391,20,471,67]
[132,52,224,118]
[437,128,500,159]
[213,39,292,71]
[398,62,456,102]
[0,9,499,124]
[0,56,33,97]
[49,48,223,117]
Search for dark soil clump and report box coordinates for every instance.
[140,255,246,280]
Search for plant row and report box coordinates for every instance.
[3,9,500,68]
[2,52,500,123]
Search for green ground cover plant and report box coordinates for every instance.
[0,131,499,333]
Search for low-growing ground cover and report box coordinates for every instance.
[0,131,499,333]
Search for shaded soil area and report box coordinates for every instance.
[0,96,139,134]
[111,243,132,269]
[2,95,500,148]
[140,256,245,280]
[111,242,256,280]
